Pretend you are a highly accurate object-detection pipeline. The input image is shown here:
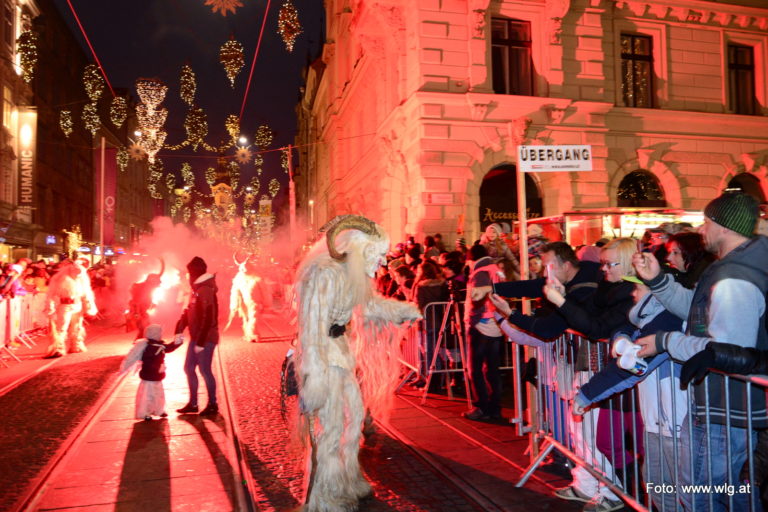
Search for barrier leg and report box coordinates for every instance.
[516,439,554,487]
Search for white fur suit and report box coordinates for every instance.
[296,215,421,512]
[45,260,98,357]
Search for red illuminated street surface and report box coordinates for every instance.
[1,313,579,511]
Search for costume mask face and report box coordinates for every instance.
[363,240,388,278]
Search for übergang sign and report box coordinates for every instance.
[518,144,593,172]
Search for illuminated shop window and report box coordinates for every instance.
[617,170,666,207]
[491,18,533,96]
[620,34,654,108]
[728,44,757,115]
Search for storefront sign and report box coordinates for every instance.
[46,235,56,245]
[482,208,541,223]
[425,193,454,205]
[518,144,592,173]
[17,108,37,208]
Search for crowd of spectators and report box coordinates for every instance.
[0,256,114,301]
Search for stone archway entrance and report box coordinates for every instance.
[727,173,766,203]
[478,164,542,231]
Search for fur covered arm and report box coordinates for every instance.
[296,263,336,413]
[365,294,423,326]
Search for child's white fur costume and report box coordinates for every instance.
[45,260,98,357]
[295,215,421,512]
[224,254,261,342]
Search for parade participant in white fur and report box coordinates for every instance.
[296,215,422,512]
[224,253,260,342]
[45,259,98,358]
[121,324,183,420]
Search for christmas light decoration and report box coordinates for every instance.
[16,30,38,83]
[281,147,291,174]
[253,153,263,168]
[136,78,168,109]
[219,38,244,88]
[181,162,194,187]
[254,125,273,149]
[110,96,128,128]
[135,78,168,164]
[268,178,280,197]
[60,110,73,137]
[179,65,196,106]
[277,0,302,52]
[149,159,164,182]
[205,167,216,185]
[225,114,240,142]
[83,64,105,102]
[82,102,100,136]
[116,146,129,172]
[166,172,176,193]
[229,161,240,190]
[205,0,243,16]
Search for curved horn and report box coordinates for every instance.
[233,252,247,266]
[157,257,165,278]
[319,215,380,261]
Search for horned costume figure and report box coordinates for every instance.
[224,253,261,342]
[127,259,165,339]
[296,215,422,512]
[45,260,98,358]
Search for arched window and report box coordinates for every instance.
[617,169,666,207]
[479,165,541,231]
[727,173,765,203]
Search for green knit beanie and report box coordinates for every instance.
[704,191,759,238]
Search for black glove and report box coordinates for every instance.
[680,348,715,389]
[681,342,768,389]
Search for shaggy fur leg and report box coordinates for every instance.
[342,376,371,499]
[305,368,358,512]
[67,313,87,353]
[47,308,69,356]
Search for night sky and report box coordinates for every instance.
[50,0,324,209]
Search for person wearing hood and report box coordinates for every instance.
[463,244,505,421]
[634,191,768,512]
[175,256,220,416]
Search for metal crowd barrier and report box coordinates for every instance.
[0,294,45,365]
[513,330,764,512]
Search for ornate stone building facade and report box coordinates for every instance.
[296,0,768,244]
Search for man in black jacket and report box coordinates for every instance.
[175,256,220,416]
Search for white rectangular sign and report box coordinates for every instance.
[518,144,593,172]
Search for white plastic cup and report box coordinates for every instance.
[612,335,633,358]
[618,344,648,376]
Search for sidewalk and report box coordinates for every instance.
[27,343,244,512]
[386,385,581,512]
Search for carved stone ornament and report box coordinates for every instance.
[470,102,490,121]
[544,105,566,124]
[510,117,532,145]
[546,0,570,44]
[473,9,486,39]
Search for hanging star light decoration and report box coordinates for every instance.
[116,146,129,172]
[235,147,252,164]
[128,142,146,161]
[110,96,128,128]
[268,178,280,197]
[219,38,244,88]
[16,30,38,83]
[59,110,73,137]
[179,65,196,106]
[254,125,273,149]
[277,0,302,52]
[83,64,105,102]
[205,0,243,16]
[82,102,100,136]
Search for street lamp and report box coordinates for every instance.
[238,135,247,146]
[308,199,315,233]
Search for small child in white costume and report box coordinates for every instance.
[121,324,183,420]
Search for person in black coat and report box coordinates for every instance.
[175,256,220,416]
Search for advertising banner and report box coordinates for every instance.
[17,108,37,208]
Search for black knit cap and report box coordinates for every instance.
[704,191,759,238]
[186,256,207,278]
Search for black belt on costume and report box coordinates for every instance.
[329,324,346,338]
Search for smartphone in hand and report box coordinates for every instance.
[545,263,554,280]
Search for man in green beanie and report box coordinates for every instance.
[633,191,768,511]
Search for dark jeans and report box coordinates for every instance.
[468,326,503,416]
[184,341,217,406]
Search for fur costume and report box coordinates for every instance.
[224,254,260,342]
[295,215,421,512]
[45,260,98,357]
